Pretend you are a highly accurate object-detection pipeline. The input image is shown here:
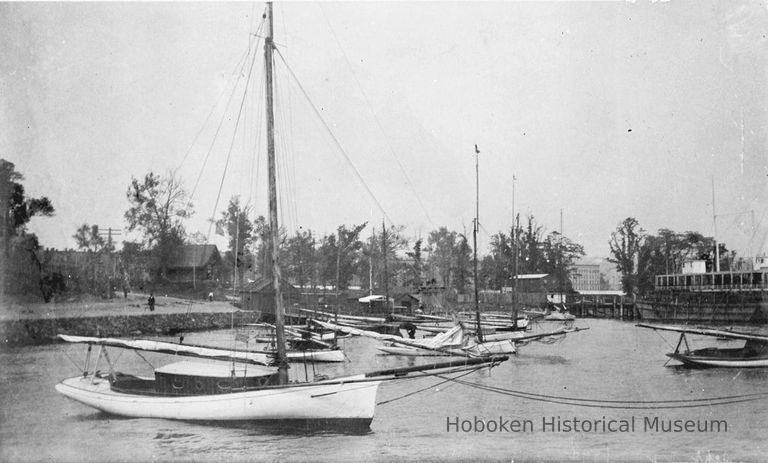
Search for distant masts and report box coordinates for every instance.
[473,144,482,343]
[712,177,720,272]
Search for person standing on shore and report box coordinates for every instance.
[148,293,155,311]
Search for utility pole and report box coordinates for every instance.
[97,227,122,253]
[97,227,121,298]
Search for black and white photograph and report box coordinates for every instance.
[1,1,767,461]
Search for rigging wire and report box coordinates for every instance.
[435,375,768,410]
[317,4,436,230]
[189,19,266,204]
[246,66,266,222]
[273,67,300,235]
[61,348,84,372]
[273,47,394,226]
[206,41,262,242]
[376,365,484,406]
[175,45,253,175]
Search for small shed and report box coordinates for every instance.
[358,294,392,313]
[239,278,301,316]
[513,273,565,306]
[165,244,223,284]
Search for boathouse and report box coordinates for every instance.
[239,278,301,319]
[511,273,565,306]
[165,244,223,285]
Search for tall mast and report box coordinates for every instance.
[473,145,483,342]
[264,2,288,383]
[382,220,390,314]
[369,229,374,296]
[711,176,720,272]
[511,174,516,312]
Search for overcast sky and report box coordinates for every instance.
[2,1,767,260]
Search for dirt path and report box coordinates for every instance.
[0,293,241,322]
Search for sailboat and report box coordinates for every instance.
[637,323,768,368]
[315,319,583,357]
[248,322,347,363]
[55,3,507,427]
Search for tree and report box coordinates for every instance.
[607,217,645,296]
[519,215,545,275]
[405,238,424,289]
[216,196,254,288]
[427,227,458,290]
[251,215,274,279]
[482,230,513,290]
[1,159,55,256]
[73,224,106,252]
[187,231,209,245]
[453,234,472,293]
[1,159,55,299]
[124,171,192,279]
[371,223,408,292]
[541,231,585,292]
[284,229,316,289]
[317,223,367,293]
[72,223,109,295]
[636,228,729,295]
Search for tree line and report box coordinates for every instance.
[101,171,587,296]
[5,162,736,303]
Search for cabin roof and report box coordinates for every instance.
[514,273,549,280]
[239,277,299,294]
[576,290,625,296]
[166,244,221,270]
[359,295,389,303]
[154,360,277,378]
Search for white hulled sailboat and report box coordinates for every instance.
[55,3,506,428]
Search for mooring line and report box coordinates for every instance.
[376,366,487,406]
[436,376,768,410]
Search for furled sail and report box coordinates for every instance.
[58,334,272,365]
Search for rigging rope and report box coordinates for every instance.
[318,4,436,230]
[376,364,489,406]
[133,350,155,370]
[174,42,250,175]
[190,19,265,203]
[273,47,394,226]
[206,37,262,242]
[434,375,768,410]
[61,348,84,372]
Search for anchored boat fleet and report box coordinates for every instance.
[55,2,768,430]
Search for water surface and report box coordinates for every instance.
[1,320,766,462]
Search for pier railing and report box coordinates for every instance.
[654,271,768,293]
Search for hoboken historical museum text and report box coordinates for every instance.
[445,416,728,434]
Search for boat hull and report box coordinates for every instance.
[666,353,768,368]
[376,346,456,356]
[465,339,517,355]
[56,376,380,422]
[637,296,768,325]
[285,349,346,362]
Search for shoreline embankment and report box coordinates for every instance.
[0,294,260,348]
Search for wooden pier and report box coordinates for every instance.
[569,295,637,320]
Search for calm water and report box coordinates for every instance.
[1,319,767,462]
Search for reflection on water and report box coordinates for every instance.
[195,420,373,437]
[1,320,768,462]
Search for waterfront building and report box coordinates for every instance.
[165,244,223,285]
[570,263,601,291]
